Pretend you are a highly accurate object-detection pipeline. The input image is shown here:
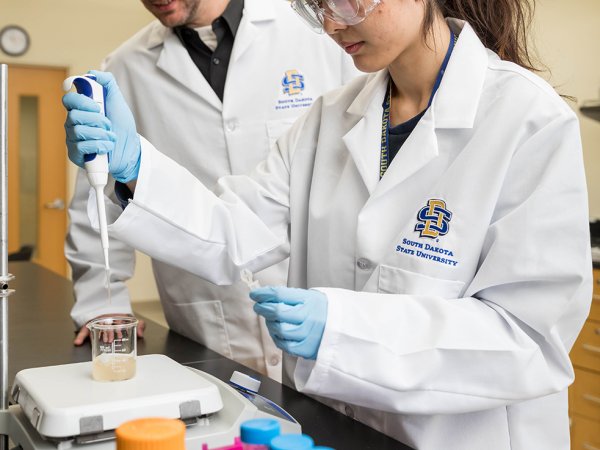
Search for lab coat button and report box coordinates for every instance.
[226,120,238,132]
[344,405,354,418]
[356,258,372,270]
[269,355,280,366]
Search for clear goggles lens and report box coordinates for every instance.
[290,0,380,33]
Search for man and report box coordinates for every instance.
[66,0,358,380]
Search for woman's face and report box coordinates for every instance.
[324,0,427,73]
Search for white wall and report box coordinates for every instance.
[534,0,600,218]
[1,0,599,301]
[0,0,153,72]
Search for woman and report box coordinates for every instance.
[63,0,591,448]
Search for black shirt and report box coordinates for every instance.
[173,0,244,101]
[388,110,426,162]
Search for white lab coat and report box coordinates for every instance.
[94,20,591,449]
[66,0,359,380]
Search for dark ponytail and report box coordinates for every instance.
[423,0,539,71]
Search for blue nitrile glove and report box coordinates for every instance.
[250,286,328,360]
[63,70,141,183]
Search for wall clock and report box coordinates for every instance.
[0,25,30,57]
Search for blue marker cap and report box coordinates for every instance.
[240,418,280,444]
[270,434,314,450]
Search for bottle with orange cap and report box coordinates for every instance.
[116,417,186,450]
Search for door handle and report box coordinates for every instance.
[582,343,600,354]
[583,394,600,406]
[43,198,65,210]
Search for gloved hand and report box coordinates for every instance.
[250,286,328,360]
[63,70,141,183]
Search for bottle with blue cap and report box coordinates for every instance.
[269,434,314,450]
[240,418,281,449]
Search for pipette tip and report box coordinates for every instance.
[104,251,111,304]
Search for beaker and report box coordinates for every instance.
[87,316,138,382]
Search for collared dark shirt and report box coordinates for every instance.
[115,1,244,207]
[173,0,244,101]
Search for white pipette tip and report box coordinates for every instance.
[103,249,110,274]
[105,263,112,305]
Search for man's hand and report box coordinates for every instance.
[74,314,146,346]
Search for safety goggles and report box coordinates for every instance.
[290,0,381,33]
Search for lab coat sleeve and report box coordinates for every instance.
[103,136,293,286]
[66,169,136,328]
[294,112,592,415]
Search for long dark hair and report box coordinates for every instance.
[423,0,539,72]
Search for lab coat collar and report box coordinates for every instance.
[241,0,276,22]
[157,30,223,110]
[148,0,278,110]
[343,19,488,196]
[433,19,488,129]
[343,70,389,195]
[142,0,277,51]
[230,0,276,63]
[144,20,171,50]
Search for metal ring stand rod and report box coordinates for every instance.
[0,63,15,450]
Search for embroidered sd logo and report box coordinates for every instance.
[282,70,305,95]
[415,199,452,239]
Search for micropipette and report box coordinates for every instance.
[63,74,111,302]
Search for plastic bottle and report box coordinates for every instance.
[240,418,281,449]
[269,434,314,450]
[115,417,185,450]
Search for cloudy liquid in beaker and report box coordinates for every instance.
[92,353,136,381]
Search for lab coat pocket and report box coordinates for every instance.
[378,265,465,299]
[266,118,297,148]
[167,300,233,358]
